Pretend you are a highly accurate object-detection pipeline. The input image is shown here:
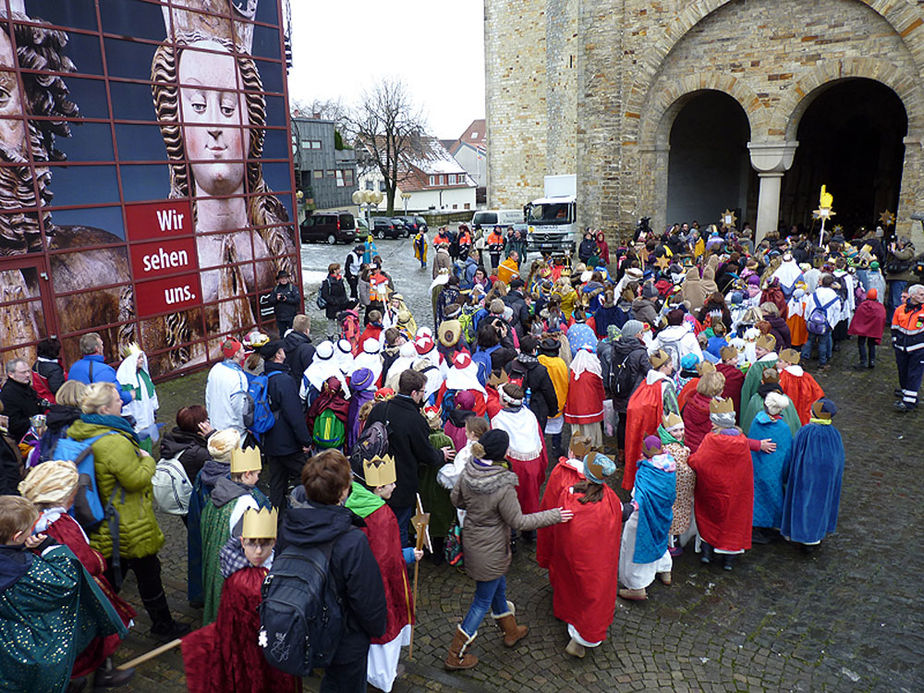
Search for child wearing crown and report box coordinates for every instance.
[200,446,271,625]
[182,507,300,693]
[345,452,420,692]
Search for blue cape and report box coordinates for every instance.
[748,412,793,529]
[632,456,676,563]
[780,422,845,543]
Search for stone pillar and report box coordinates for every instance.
[747,141,798,244]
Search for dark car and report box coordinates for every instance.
[300,212,357,245]
[371,217,403,239]
[394,215,428,235]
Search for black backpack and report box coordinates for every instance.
[609,352,635,398]
[258,540,343,675]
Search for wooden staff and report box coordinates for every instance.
[407,494,430,661]
[116,638,183,670]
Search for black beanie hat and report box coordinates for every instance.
[478,429,510,462]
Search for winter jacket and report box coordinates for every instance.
[159,426,212,483]
[603,337,651,412]
[262,361,312,456]
[765,315,792,351]
[649,324,703,372]
[0,434,21,495]
[432,249,452,279]
[631,297,659,327]
[450,459,560,581]
[0,379,43,443]
[283,330,315,380]
[320,274,351,319]
[278,487,386,664]
[267,282,300,323]
[502,290,531,334]
[507,354,558,430]
[68,355,131,405]
[33,357,66,396]
[66,418,163,559]
[365,395,443,510]
[205,360,249,433]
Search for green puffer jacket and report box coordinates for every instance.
[66,419,164,559]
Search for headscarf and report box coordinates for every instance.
[116,349,158,432]
[347,368,376,449]
[444,352,487,395]
[352,338,383,384]
[569,345,602,379]
[19,460,78,506]
[303,341,347,395]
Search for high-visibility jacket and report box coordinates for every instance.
[487,231,504,250]
[891,301,924,352]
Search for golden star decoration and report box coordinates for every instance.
[721,209,737,227]
[879,210,895,227]
[812,207,835,220]
[655,255,671,271]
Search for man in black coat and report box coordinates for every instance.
[599,320,650,457]
[283,314,315,383]
[258,341,313,511]
[365,369,453,547]
[279,452,386,692]
[267,270,301,336]
[0,358,45,443]
[319,263,356,333]
[507,335,558,431]
[502,278,531,335]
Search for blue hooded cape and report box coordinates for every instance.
[748,411,793,529]
[632,456,676,563]
[780,421,845,543]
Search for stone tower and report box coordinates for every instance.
[485,0,924,244]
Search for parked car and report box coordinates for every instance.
[371,217,403,239]
[355,216,370,238]
[300,212,357,244]
[394,215,429,235]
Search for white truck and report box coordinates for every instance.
[518,174,578,256]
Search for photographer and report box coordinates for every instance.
[0,358,47,443]
[267,270,300,336]
[885,237,916,319]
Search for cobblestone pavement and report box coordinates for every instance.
[114,236,923,692]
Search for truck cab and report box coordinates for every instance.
[520,196,577,255]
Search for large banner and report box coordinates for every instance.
[0,0,297,377]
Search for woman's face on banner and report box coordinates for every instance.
[0,31,26,157]
[178,40,250,197]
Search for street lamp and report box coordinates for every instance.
[352,189,384,234]
[401,191,411,215]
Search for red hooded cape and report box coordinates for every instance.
[537,462,622,643]
[358,504,414,644]
[182,567,301,693]
[676,377,699,413]
[623,379,663,490]
[715,363,745,423]
[848,299,887,343]
[779,370,824,426]
[681,391,713,453]
[688,432,753,552]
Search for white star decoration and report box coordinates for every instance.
[258,629,268,648]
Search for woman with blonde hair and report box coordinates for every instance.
[682,371,727,453]
[28,379,87,468]
[67,382,189,640]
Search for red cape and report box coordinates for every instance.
[359,504,414,644]
[507,423,548,514]
[623,379,663,490]
[182,567,301,693]
[537,462,622,642]
[676,378,699,413]
[681,392,712,453]
[848,300,887,343]
[779,370,824,425]
[688,432,753,551]
[715,363,745,423]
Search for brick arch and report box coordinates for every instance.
[780,58,923,140]
[638,73,763,149]
[625,0,924,143]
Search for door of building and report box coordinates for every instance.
[0,254,57,363]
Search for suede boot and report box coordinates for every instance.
[492,600,528,647]
[565,637,586,658]
[144,593,191,642]
[445,625,478,670]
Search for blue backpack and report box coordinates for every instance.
[246,371,282,438]
[52,432,119,532]
[258,540,343,675]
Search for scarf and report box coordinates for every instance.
[809,418,832,426]
[657,424,682,446]
[81,413,139,442]
[570,347,602,379]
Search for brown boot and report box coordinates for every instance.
[618,587,648,601]
[492,600,528,647]
[444,625,478,671]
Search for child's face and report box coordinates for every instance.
[242,470,260,486]
[241,537,275,567]
[374,482,396,500]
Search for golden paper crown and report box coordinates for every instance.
[755,333,776,352]
[363,455,396,488]
[160,0,257,53]
[709,397,735,415]
[779,348,801,365]
[121,341,143,358]
[719,345,738,361]
[696,361,716,376]
[230,446,262,474]
[649,349,670,369]
[241,507,277,539]
[663,412,683,429]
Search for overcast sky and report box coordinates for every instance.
[287,0,485,140]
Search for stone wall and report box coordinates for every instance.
[486,0,924,244]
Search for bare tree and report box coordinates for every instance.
[346,79,426,214]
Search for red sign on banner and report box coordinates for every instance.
[130,236,199,281]
[134,272,203,318]
[125,200,194,241]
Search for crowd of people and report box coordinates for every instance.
[0,214,921,692]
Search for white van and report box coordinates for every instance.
[470,209,523,228]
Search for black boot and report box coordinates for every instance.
[700,542,714,564]
[93,657,135,689]
[66,678,87,693]
[723,554,736,571]
[144,593,191,642]
[429,537,446,566]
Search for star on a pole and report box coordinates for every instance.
[879,209,895,227]
[721,209,737,227]
[655,255,671,271]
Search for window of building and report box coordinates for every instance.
[343,169,354,186]
[301,139,321,149]
[464,203,471,210]
[326,170,335,177]
[428,175,435,186]
[335,170,344,187]
[452,203,458,209]
[365,179,374,190]
[313,170,323,179]
[438,175,444,185]
[471,131,478,138]
[448,174,456,185]
[378,180,386,192]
